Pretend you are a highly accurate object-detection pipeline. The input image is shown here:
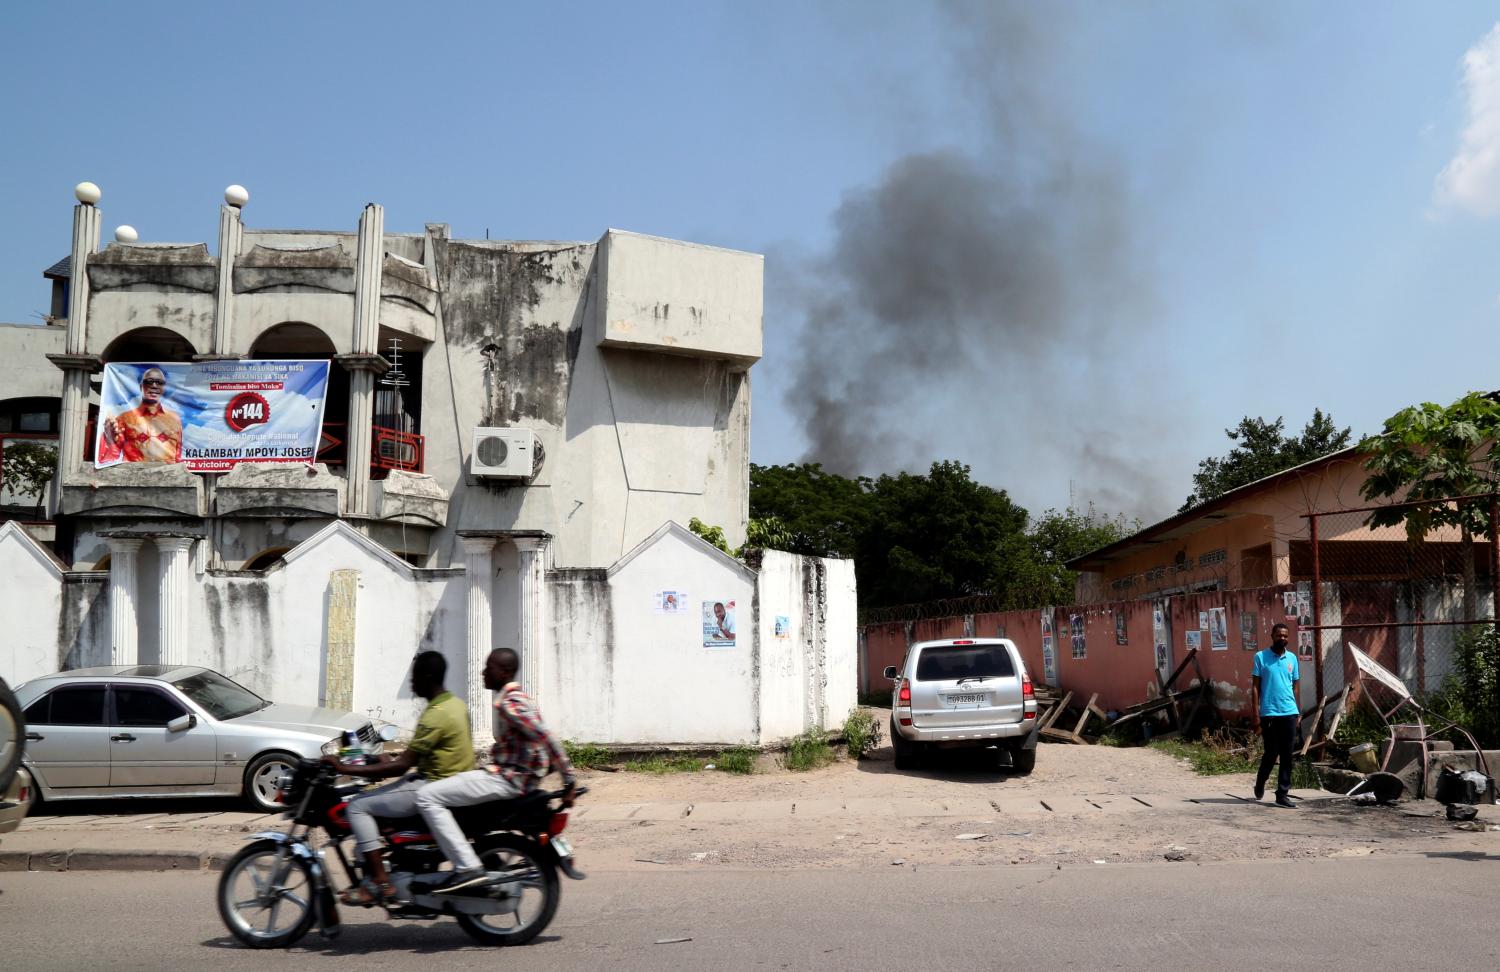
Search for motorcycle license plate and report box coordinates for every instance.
[552,835,574,858]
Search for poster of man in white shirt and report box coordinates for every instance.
[703,600,736,647]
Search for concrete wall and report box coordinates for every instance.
[755,551,859,742]
[0,323,65,399]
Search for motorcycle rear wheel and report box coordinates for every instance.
[218,839,318,949]
[455,834,559,946]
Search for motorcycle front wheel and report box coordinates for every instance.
[217,839,318,949]
[455,834,560,946]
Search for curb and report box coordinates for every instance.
[0,848,227,873]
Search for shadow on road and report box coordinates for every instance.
[855,743,1025,786]
[31,795,251,817]
[200,929,562,955]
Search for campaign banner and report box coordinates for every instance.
[96,360,330,472]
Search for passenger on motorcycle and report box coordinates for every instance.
[322,649,475,905]
[415,647,577,895]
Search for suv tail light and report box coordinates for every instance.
[897,679,912,725]
[952,640,974,645]
[898,682,911,704]
[1021,673,1037,720]
[1022,674,1034,699]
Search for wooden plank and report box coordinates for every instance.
[1069,692,1101,738]
[1038,691,1073,732]
[1298,695,1328,758]
[1039,727,1085,744]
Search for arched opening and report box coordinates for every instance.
[249,323,348,465]
[0,396,62,521]
[243,546,291,571]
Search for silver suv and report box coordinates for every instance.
[884,638,1038,772]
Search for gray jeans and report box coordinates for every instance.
[347,775,425,854]
[415,769,522,873]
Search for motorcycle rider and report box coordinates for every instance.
[415,647,576,894]
[323,650,475,905]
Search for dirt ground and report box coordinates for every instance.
[569,721,1500,872]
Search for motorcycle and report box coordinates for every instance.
[216,756,587,949]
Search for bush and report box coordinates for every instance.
[623,754,704,774]
[563,741,612,770]
[784,729,835,771]
[842,709,881,759]
[714,747,758,775]
[1425,626,1499,749]
[1152,729,1321,788]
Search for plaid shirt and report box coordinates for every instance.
[489,682,575,793]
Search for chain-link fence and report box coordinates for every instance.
[1308,494,1500,742]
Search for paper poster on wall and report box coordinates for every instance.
[1069,613,1086,659]
[1282,591,1298,620]
[96,359,330,471]
[1298,630,1314,658]
[702,600,736,647]
[656,591,689,614]
[1198,611,1209,630]
[1185,630,1202,651]
[774,615,791,639]
[1115,611,1128,646]
[1040,609,1057,684]
[1240,610,1257,650]
[1152,601,1170,679]
[1208,607,1228,650]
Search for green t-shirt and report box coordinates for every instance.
[405,691,475,781]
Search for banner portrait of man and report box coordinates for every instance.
[97,365,182,464]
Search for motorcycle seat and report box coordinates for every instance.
[376,790,554,837]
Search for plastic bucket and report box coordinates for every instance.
[1349,742,1378,773]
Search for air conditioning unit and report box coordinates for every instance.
[471,427,537,478]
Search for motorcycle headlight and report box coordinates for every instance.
[321,738,340,757]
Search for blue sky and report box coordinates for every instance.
[5,2,1500,521]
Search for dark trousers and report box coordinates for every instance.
[1257,714,1298,799]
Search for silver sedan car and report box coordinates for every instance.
[14,666,384,812]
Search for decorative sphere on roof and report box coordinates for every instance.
[224,185,250,208]
[74,182,101,205]
[114,225,139,243]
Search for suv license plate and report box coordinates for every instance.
[946,693,988,706]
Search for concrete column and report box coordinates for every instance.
[514,537,550,703]
[212,205,243,356]
[345,204,385,518]
[107,537,144,666]
[155,537,194,668]
[462,536,496,747]
[52,200,102,488]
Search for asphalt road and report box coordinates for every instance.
[2,853,1496,971]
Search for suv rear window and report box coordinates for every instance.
[915,644,1016,682]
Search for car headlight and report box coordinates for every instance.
[321,738,340,757]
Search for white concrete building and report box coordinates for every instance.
[0,185,855,747]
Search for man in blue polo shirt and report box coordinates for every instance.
[1252,622,1301,808]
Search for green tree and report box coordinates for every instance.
[1360,392,1500,621]
[856,461,1028,608]
[3,441,57,519]
[1008,505,1140,608]
[748,463,871,558]
[1182,409,1351,511]
[688,517,732,555]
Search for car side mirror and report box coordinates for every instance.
[883,666,898,680]
[377,724,400,742]
[167,714,196,733]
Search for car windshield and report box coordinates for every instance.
[915,644,1015,682]
[171,671,267,720]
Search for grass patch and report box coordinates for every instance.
[622,754,705,774]
[784,729,836,771]
[842,709,882,759]
[563,740,613,770]
[713,746,758,775]
[1150,730,1322,788]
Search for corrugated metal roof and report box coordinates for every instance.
[43,255,70,279]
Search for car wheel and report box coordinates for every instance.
[0,677,22,793]
[243,751,299,813]
[891,718,920,770]
[1009,744,1036,776]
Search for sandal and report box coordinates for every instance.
[339,879,396,907]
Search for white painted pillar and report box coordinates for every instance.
[51,197,103,491]
[514,537,550,703]
[346,203,384,518]
[107,537,144,666]
[155,537,194,668]
[212,204,243,356]
[462,536,496,747]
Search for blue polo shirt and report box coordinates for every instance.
[1253,648,1300,717]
